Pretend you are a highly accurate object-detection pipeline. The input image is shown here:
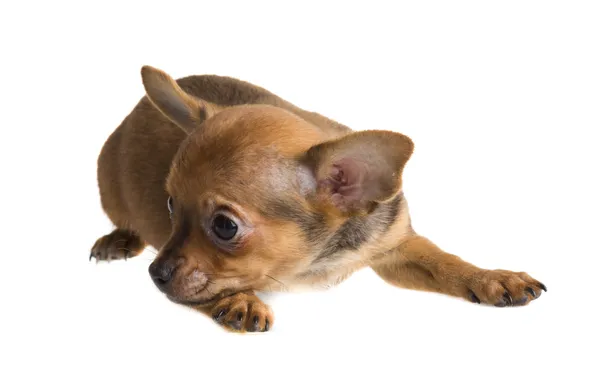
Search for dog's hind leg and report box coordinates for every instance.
[91,119,148,262]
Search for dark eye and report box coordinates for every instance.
[167,196,174,215]
[212,214,238,241]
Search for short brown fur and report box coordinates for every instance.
[91,66,546,332]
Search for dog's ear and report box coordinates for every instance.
[140,65,220,133]
[302,130,414,213]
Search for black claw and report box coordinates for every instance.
[539,283,547,292]
[89,252,93,261]
[515,297,528,305]
[213,309,227,323]
[247,316,260,332]
[503,291,513,306]
[264,319,270,332]
[228,320,243,330]
[526,287,537,298]
[236,312,244,322]
[468,290,481,304]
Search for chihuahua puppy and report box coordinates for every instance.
[91,66,546,332]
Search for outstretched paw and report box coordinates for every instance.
[466,270,546,307]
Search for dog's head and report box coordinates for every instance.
[142,66,414,305]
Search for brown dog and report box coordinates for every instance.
[91,66,546,332]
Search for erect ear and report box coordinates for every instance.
[302,130,414,213]
[140,65,220,133]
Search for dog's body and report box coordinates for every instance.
[91,66,546,332]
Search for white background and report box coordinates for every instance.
[1,1,599,391]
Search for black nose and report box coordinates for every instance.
[148,261,176,287]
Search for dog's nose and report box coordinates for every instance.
[149,260,177,287]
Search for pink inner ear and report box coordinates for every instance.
[319,158,369,210]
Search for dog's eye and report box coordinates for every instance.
[212,214,238,241]
[167,196,174,215]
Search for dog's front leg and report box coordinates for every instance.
[372,236,546,307]
[194,290,274,333]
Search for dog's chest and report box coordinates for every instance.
[282,252,368,291]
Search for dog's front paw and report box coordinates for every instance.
[466,270,547,307]
[211,292,273,333]
[90,229,146,262]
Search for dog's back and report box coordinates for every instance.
[97,74,351,248]
[161,75,351,134]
